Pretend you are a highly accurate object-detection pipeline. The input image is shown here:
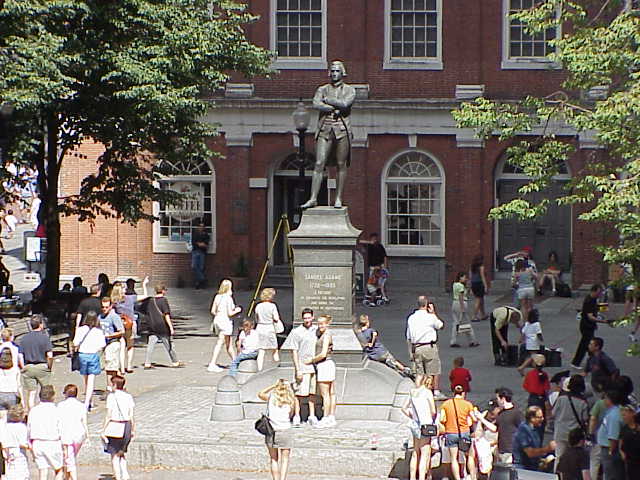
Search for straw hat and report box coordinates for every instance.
[532,354,546,367]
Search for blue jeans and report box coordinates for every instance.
[229,351,258,377]
[191,249,206,285]
[600,448,625,480]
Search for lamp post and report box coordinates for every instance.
[0,101,14,165]
[292,101,310,212]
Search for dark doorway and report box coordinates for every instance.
[496,180,571,272]
[272,154,328,265]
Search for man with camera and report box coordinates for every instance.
[406,296,444,399]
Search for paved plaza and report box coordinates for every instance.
[2,226,639,478]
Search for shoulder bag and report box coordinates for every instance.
[255,397,275,437]
[452,398,473,452]
[567,395,591,443]
[71,328,91,372]
[103,394,127,438]
[273,305,285,334]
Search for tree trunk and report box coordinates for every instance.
[43,115,61,300]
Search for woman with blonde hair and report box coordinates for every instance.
[402,375,437,480]
[208,279,241,372]
[305,315,336,428]
[111,282,135,374]
[258,379,295,480]
[255,288,282,370]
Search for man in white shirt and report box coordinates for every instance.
[28,385,63,480]
[406,296,444,398]
[228,319,259,377]
[290,307,319,426]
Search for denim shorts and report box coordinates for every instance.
[444,432,471,448]
[78,352,101,375]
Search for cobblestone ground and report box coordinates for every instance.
[3,225,640,478]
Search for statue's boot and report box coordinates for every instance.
[334,167,347,208]
[300,198,318,209]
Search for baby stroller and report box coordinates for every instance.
[363,267,390,307]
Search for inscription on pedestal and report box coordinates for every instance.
[297,269,350,317]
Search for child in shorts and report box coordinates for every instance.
[3,210,18,239]
[355,315,411,377]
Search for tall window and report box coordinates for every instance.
[271,0,326,69]
[503,0,559,69]
[384,0,443,70]
[383,151,445,256]
[153,158,216,254]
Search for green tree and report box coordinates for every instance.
[0,0,271,298]
[453,0,640,352]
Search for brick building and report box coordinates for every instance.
[59,0,607,290]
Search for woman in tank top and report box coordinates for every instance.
[258,379,295,480]
[401,375,437,480]
[305,315,336,428]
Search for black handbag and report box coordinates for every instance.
[452,397,472,453]
[420,424,438,437]
[254,414,274,437]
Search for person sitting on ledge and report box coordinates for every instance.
[355,314,412,378]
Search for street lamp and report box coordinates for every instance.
[0,101,14,165]
[292,101,310,211]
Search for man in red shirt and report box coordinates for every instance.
[449,356,472,393]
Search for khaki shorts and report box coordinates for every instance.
[293,372,316,397]
[32,439,63,471]
[21,363,51,391]
[413,344,441,376]
[104,341,121,372]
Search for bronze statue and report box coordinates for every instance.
[301,60,356,209]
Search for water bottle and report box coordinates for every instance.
[370,433,379,450]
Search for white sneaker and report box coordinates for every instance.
[629,334,637,343]
[307,416,319,426]
[570,363,582,370]
[326,415,337,427]
[314,417,330,428]
[292,415,301,427]
[207,363,223,373]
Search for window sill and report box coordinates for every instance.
[383,60,443,71]
[153,242,216,255]
[272,59,328,70]
[501,59,561,70]
[385,246,444,257]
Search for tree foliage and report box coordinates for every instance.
[452,0,640,352]
[0,0,271,296]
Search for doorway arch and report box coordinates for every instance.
[494,154,572,272]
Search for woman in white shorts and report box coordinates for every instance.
[57,384,88,480]
[208,279,241,373]
[514,259,537,328]
[255,288,282,370]
[401,375,437,480]
[258,379,295,480]
[305,315,336,428]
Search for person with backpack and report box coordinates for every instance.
[552,375,590,472]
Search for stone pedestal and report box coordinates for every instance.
[211,207,408,422]
[287,206,360,326]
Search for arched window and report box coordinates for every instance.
[382,150,445,256]
[153,158,216,254]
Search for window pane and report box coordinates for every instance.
[276,0,323,59]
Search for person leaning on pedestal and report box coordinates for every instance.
[406,296,444,398]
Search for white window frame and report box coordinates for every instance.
[384,0,443,70]
[381,150,445,257]
[501,0,561,70]
[152,172,216,254]
[270,0,327,70]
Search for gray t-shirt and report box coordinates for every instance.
[553,394,589,443]
[289,325,317,374]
